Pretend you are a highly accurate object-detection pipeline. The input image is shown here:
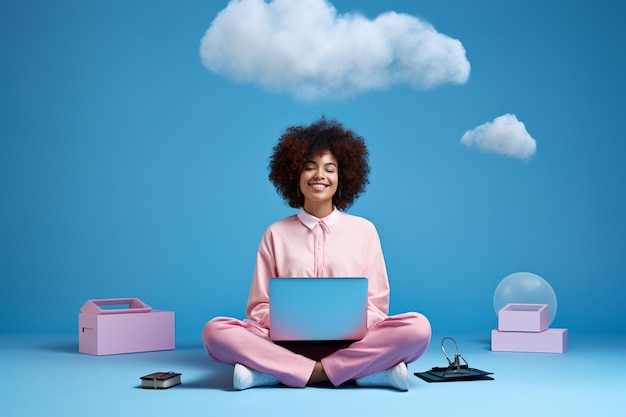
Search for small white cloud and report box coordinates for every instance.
[199,0,470,100]
[461,114,537,161]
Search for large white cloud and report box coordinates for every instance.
[460,114,537,161]
[199,0,470,100]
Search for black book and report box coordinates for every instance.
[415,365,494,383]
[140,372,182,389]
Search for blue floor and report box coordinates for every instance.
[3,332,624,417]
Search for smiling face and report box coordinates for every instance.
[299,151,339,218]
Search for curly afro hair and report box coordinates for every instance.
[269,117,370,210]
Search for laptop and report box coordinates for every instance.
[269,277,368,342]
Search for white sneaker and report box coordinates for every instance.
[355,362,410,391]
[233,363,280,390]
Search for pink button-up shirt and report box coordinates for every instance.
[246,208,390,329]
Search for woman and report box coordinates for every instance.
[203,117,431,390]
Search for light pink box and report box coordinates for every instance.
[491,328,568,353]
[79,298,175,355]
[498,303,549,332]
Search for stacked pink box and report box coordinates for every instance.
[491,303,567,353]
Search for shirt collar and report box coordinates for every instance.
[297,207,339,230]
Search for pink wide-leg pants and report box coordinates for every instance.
[202,312,431,388]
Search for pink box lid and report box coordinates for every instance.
[500,303,548,313]
[80,298,152,315]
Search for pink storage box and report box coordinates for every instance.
[491,328,568,353]
[498,303,549,332]
[79,298,175,355]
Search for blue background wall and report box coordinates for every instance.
[1,0,624,338]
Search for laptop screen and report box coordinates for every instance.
[269,277,368,342]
